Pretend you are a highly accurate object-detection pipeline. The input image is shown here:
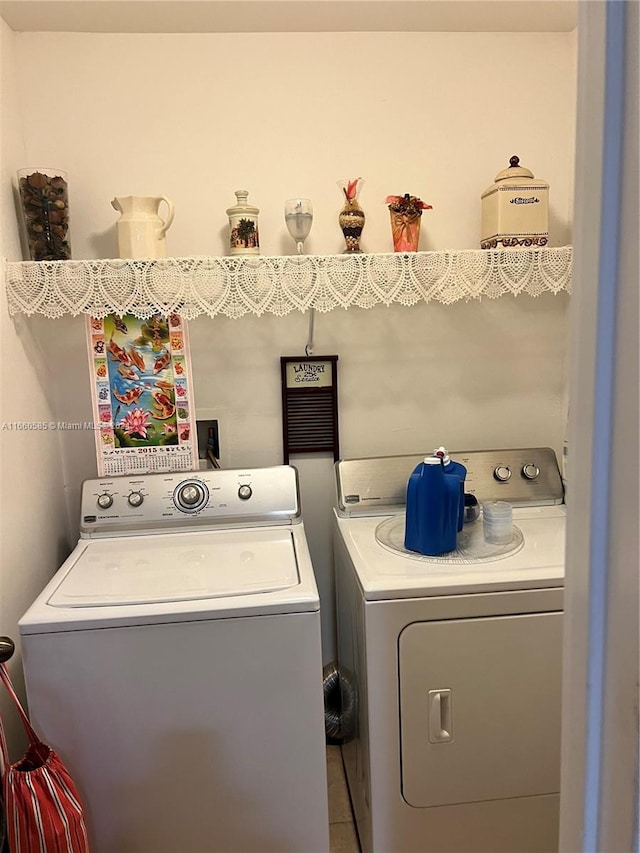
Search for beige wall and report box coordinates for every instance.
[11,31,576,258]
[0,17,68,755]
[2,27,577,667]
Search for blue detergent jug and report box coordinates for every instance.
[433,446,467,532]
[404,457,459,556]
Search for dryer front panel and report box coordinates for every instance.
[399,611,562,808]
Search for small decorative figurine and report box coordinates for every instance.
[338,178,365,253]
[386,193,432,253]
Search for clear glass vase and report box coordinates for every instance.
[17,168,71,261]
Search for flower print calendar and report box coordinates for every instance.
[86,313,198,476]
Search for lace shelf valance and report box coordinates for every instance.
[4,248,572,320]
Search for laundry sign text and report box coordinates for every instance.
[285,360,333,388]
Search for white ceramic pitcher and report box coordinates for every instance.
[111,195,175,258]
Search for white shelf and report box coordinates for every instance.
[4,248,572,320]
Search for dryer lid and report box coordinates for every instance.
[334,505,566,600]
[47,528,299,607]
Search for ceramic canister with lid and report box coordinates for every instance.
[226,190,260,255]
[480,155,549,249]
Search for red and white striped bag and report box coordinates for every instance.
[0,663,90,852]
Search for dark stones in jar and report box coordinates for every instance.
[18,170,71,261]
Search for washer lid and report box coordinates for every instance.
[48,528,299,608]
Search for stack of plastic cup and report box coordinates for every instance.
[483,501,513,544]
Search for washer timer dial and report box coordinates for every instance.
[173,480,209,513]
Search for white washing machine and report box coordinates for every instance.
[20,465,329,853]
[333,448,566,853]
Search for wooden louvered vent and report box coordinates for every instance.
[281,356,339,463]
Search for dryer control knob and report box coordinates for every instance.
[238,485,253,501]
[128,491,144,507]
[493,466,512,482]
[522,463,540,480]
[97,493,113,509]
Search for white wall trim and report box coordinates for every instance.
[559,1,639,850]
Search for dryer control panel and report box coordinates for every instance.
[335,447,564,516]
[80,465,301,537]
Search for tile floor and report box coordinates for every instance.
[326,745,361,852]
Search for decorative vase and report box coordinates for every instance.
[389,209,421,252]
[386,193,432,253]
[337,178,365,254]
[17,168,71,261]
[226,189,260,255]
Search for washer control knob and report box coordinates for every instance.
[174,480,209,513]
[522,463,540,480]
[97,493,113,509]
[238,485,253,501]
[180,484,203,506]
[493,465,512,482]
[128,491,144,508]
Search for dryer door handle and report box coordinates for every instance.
[428,689,453,743]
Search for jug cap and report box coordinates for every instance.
[433,446,451,464]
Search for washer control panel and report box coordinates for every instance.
[81,466,300,537]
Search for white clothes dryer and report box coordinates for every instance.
[333,448,566,853]
[20,465,329,853]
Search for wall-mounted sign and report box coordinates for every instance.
[280,355,339,463]
[284,358,334,388]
